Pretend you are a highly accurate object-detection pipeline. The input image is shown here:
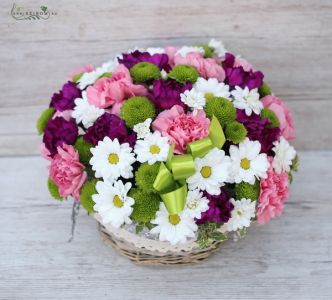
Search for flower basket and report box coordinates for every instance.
[95,214,223,265]
[37,39,298,265]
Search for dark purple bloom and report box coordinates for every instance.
[43,117,78,157]
[123,133,137,148]
[222,53,264,90]
[236,109,281,153]
[83,113,129,145]
[149,79,192,110]
[50,81,81,112]
[118,50,169,70]
[196,188,234,224]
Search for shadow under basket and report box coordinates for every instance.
[96,215,223,266]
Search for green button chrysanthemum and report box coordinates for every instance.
[120,96,156,128]
[135,162,160,193]
[225,121,247,144]
[36,107,55,135]
[168,64,200,83]
[234,180,260,201]
[204,97,236,127]
[129,188,161,223]
[130,62,161,83]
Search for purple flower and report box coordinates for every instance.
[149,79,192,110]
[123,133,137,148]
[118,50,169,70]
[236,109,281,153]
[197,188,234,224]
[43,117,78,157]
[50,81,81,112]
[222,53,264,90]
[83,113,129,146]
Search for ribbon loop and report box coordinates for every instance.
[209,115,225,149]
[187,137,213,158]
[153,163,176,194]
[171,154,196,181]
[153,115,225,215]
[161,184,187,215]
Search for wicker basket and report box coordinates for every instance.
[95,214,223,265]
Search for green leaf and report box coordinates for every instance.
[211,232,227,241]
[291,154,299,172]
[47,178,63,201]
[145,222,154,230]
[98,72,113,79]
[237,227,247,238]
[135,224,144,234]
[258,82,272,97]
[72,72,83,83]
[36,107,55,135]
[80,179,97,214]
[288,172,293,183]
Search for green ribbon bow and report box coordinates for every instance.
[153,115,225,215]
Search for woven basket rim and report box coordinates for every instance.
[95,213,214,253]
[97,221,223,265]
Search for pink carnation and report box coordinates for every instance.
[152,105,210,154]
[164,46,179,67]
[67,64,94,81]
[257,157,289,224]
[86,64,147,109]
[261,95,295,140]
[49,144,87,201]
[174,52,225,81]
[40,142,52,161]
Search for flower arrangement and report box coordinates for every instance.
[37,39,298,248]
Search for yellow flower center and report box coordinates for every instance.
[240,158,251,170]
[169,214,181,225]
[150,144,160,154]
[113,195,124,208]
[108,153,119,164]
[187,200,198,209]
[237,209,243,216]
[200,166,212,178]
[204,92,215,101]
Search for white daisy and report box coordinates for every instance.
[93,180,134,228]
[229,138,269,184]
[180,89,206,110]
[272,137,296,174]
[150,203,197,245]
[185,189,209,219]
[231,86,263,116]
[78,59,119,90]
[175,46,205,57]
[133,118,152,139]
[187,148,232,195]
[194,77,231,100]
[146,47,165,55]
[71,91,105,128]
[134,131,170,165]
[90,137,136,182]
[208,38,227,57]
[225,198,256,231]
